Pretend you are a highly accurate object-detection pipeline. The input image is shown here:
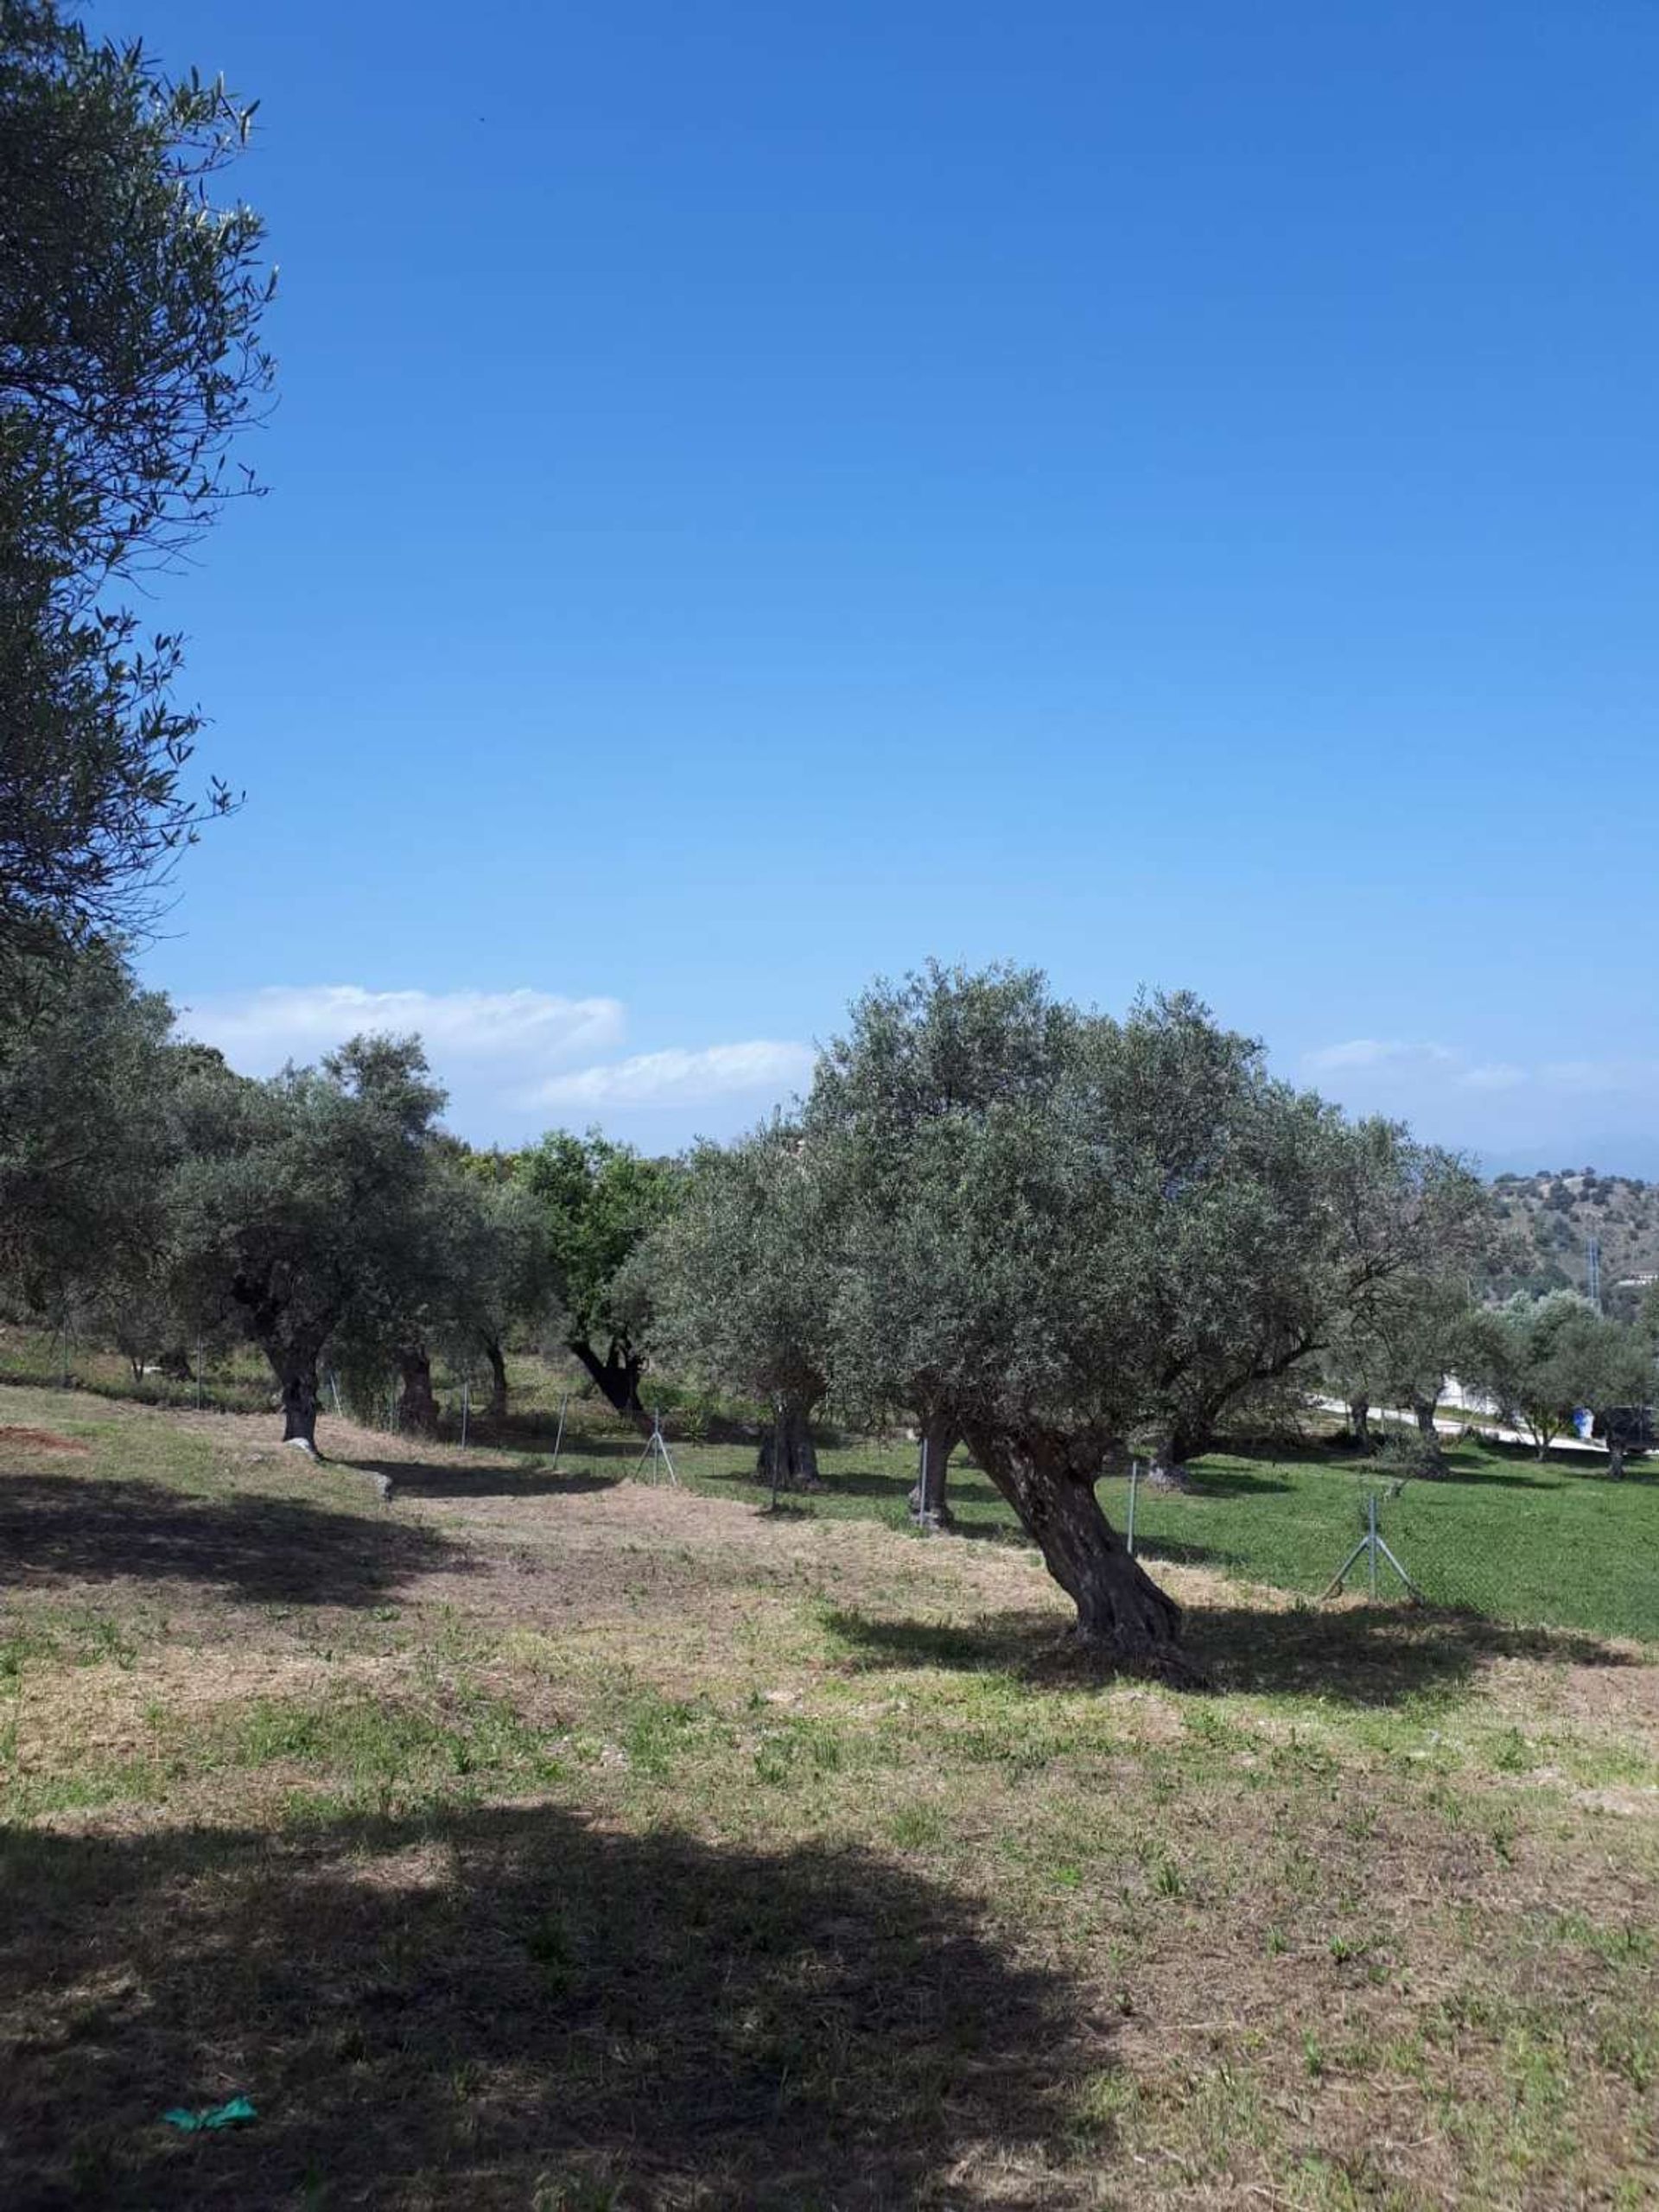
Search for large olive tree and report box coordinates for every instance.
[813,969,1459,1675]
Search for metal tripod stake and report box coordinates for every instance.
[1320,1490,1422,1605]
[634,1408,678,1486]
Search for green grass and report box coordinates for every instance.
[1,1381,1657,2207]
[526,1416,1659,1645]
[7,1337,1658,1641]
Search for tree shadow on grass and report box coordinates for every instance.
[823,1598,1641,1708]
[0,1475,464,1608]
[1189,1600,1641,1703]
[0,1803,1098,2212]
[350,1459,617,1503]
[1159,1464,1294,1499]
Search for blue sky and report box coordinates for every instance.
[110,1,1659,1167]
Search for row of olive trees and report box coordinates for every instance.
[9,947,1655,1669]
[0,940,679,1446]
[1326,1268,1654,1475]
[638,964,1497,1675]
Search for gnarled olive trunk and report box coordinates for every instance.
[276,1357,321,1451]
[1142,1430,1204,1493]
[1411,1395,1446,1472]
[1348,1396,1374,1452]
[483,1336,509,1421]
[908,1417,959,1530]
[570,1334,647,1428]
[397,1346,440,1437]
[758,1398,822,1490]
[966,1426,1197,1680]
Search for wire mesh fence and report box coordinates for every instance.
[1096,1451,1659,1644]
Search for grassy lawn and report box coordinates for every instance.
[3,1383,1658,2208]
[11,1333,1652,1644]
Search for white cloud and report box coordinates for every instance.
[1538,1058,1659,1096]
[1303,1040,1659,1101]
[524,1040,815,1111]
[1303,1039,1458,1074]
[173,984,814,1140]
[179,984,625,1075]
[1457,1061,1527,1093]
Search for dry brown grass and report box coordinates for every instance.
[2,1385,1656,2209]
[0,1427,87,1453]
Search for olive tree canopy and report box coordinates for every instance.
[646,1118,836,1488]
[2,0,273,956]
[808,966,1471,1675]
[170,1036,447,1451]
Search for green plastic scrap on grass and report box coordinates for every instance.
[162,2095,257,2133]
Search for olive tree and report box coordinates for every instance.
[1326,1277,1479,1467]
[2,2,273,955]
[170,1036,447,1450]
[805,962,1075,1524]
[1322,1144,1491,1466]
[812,970,1466,1675]
[1465,1291,1652,1467]
[646,1119,834,1487]
[446,1177,558,1421]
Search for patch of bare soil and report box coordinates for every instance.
[0,1426,87,1453]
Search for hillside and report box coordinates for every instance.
[1484,1167,1659,1312]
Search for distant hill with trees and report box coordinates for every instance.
[1482,1168,1659,1314]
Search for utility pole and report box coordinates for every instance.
[1587,1234,1603,1313]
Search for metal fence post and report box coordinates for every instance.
[1127,1458,1140,1557]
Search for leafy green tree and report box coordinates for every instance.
[804,969,1487,1671]
[1,0,273,957]
[514,1130,677,1421]
[647,1119,835,1488]
[170,1036,447,1450]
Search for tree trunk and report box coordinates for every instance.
[1142,1430,1203,1493]
[908,1418,958,1530]
[1411,1395,1447,1472]
[965,1427,1200,1682]
[397,1346,439,1437]
[569,1335,647,1427]
[483,1337,509,1422]
[277,1359,321,1452]
[1348,1396,1374,1452]
[1607,1440,1627,1480]
[758,1398,822,1490]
